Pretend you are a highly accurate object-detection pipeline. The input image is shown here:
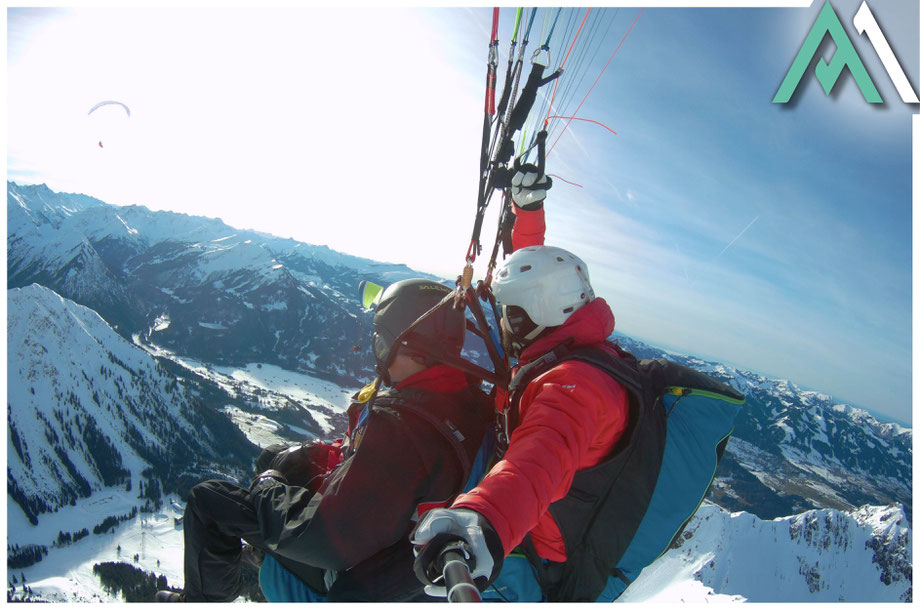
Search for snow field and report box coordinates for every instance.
[8,488,186,602]
[622,504,911,603]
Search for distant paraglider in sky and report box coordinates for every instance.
[88,100,131,117]
[88,100,131,149]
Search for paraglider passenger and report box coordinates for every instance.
[156,279,491,602]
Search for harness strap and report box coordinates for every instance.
[395,401,473,488]
[503,342,572,439]
[401,332,503,387]
[518,534,550,597]
[611,568,633,586]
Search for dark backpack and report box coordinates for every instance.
[503,342,745,601]
[353,385,494,496]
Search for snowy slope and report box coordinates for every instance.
[7,197,135,329]
[7,490,188,603]
[157,353,356,441]
[620,503,912,603]
[7,284,257,524]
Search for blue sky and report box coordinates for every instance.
[540,4,916,425]
[5,4,917,424]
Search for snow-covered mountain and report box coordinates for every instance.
[614,334,912,521]
[8,181,433,385]
[8,492,911,602]
[620,503,911,603]
[7,284,259,525]
[6,183,912,602]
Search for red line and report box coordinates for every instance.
[490,7,500,42]
[548,8,644,157]
[544,8,592,128]
[546,115,617,135]
[547,173,583,188]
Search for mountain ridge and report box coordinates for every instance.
[620,502,911,602]
[8,181,437,386]
[614,333,911,519]
[6,181,912,602]
[7,284,259,524]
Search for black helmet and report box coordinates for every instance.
[372,279,465,379]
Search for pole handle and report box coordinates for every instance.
[442,549,482,603]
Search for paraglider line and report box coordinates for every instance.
[544,8,593,128]
[547,174,583,188]
[548,8,644,157]
[546,116,617,135]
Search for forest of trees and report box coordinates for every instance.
[56,528,90,546]
[91,561,265,602]
[92,507,138,535]
[92,562,170,602]
[7,544,48,570]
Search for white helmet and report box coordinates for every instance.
[492,245,595,328]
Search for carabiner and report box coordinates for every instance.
[531,45,550,67]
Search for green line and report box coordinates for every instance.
[540,8,549,45]
[664,387,746,405]
[512,7,522,42]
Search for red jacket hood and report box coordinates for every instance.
[518,298,615,364]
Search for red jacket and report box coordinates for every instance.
[511,205,546,251]
[451,207,630,562]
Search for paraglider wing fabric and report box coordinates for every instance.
[88,100,131,116]
[359,280,385,310]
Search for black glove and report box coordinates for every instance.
[255,443,289,474]
[268,443,330,488]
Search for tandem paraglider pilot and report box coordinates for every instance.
[411,161,744,602]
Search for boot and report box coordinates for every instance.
[241,544,265,569]
[155,590,185,602]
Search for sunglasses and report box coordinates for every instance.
[501,305,532,334]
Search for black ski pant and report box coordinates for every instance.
[181,445,328,602]
[181,479,264,602]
